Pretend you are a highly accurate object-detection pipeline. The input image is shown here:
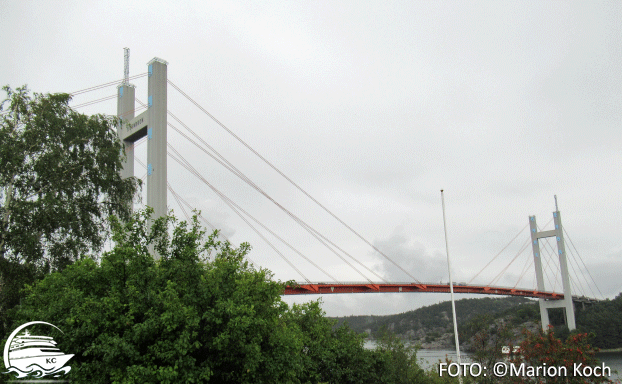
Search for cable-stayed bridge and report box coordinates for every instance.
[66,53,603,331]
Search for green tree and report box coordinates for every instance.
[368,326,429,384]
[0,86,138,333]
[7,208,451,383]
[287,301,375,384]
[460,314,514,384]
[4,209,309,383]
[575,294,622,350]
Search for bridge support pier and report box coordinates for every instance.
[117,54,168,258]
[529,209,576,331]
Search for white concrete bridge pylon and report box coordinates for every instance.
[117,56,168,259]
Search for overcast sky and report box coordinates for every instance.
[2,1,621,316]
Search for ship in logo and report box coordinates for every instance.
[3,321,73,379]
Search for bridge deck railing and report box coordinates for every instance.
[282,281,599,301]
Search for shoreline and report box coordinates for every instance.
[364,339,622,354]
[599,348,622,353]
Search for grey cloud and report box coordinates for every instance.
[373,229,449,284]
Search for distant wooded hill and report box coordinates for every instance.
[575,293,622,350]
[331,293,622,350]
[330,296,536,347]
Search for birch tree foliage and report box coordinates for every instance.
[0,85,138,320]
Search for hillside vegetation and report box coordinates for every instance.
[332,294,622,351]
[332,296,536,348]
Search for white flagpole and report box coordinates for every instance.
[441,190,463,384]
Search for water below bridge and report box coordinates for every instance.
[363,341,622,381]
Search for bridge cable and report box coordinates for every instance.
[166,143,340,282]
[531,220,557,290]
[488,237,531,287]
[168,187,237,245]
[563,242,590,298]
[167,79,418,282]
[0,74,150,117]
[155,105,387,283]
[563,229,603,299]
[536,224,588,297]
[169,182,255,267]
[167,180,262,266]
[170,188,222,237]
[538,236,560,292]
[135,96,336,277]
[467,223,528,285]
[565,245,589,298]
[135,157,258,265]
[512,251,533,289]
[167,144,316,283]
[70,73,147,96]
[134,100,258,241]
[71,94,117,109]
[135,156,230,241]
[140,156,263,268]
[513,257,534,290]
[118,104,148,119]
[168,148,312,282]
[138,98,396,283]
[570,280,582,299]
[478,220,548,288]
[569,252,597,299]
[537,238,560,293]
[548,238,562,292]
[169,182,191,222]
[134,136,147,148]
[133,156,189,220]
[164,111,388,283]
[167,120,380,284]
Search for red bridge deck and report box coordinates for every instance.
[283,283,564,300]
